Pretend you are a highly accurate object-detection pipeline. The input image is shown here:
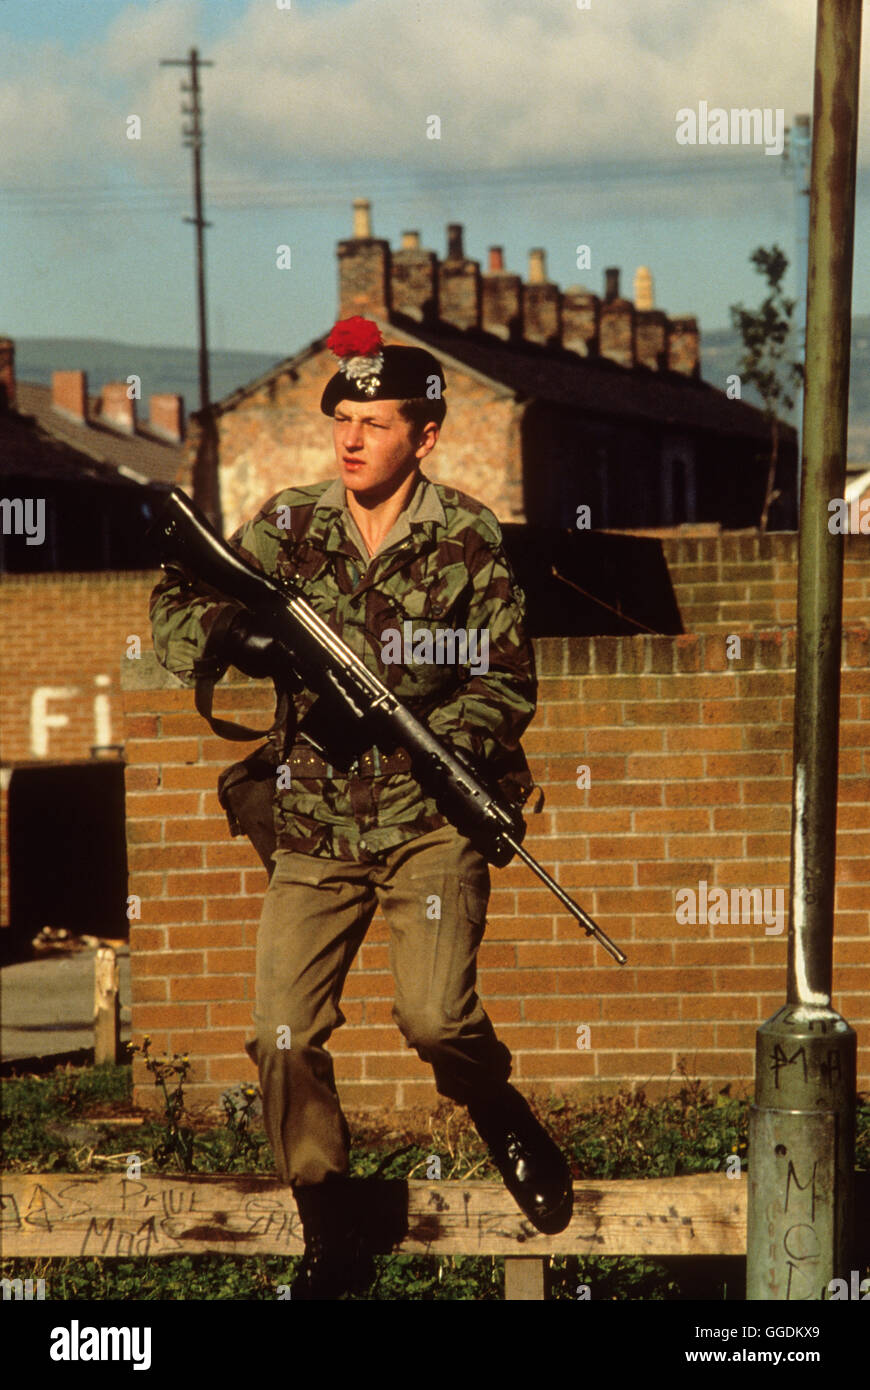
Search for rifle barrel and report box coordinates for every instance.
[507,837,628,965]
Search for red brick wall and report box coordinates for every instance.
[0,573,156,763]
[0,572,156,926]
[662,532,870,630]
[122,632,870,1113]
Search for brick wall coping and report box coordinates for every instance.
[657,533,870,563]
[0,571,158,588]
[121,628,870,694]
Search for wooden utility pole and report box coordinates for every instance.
[160,47,222,531]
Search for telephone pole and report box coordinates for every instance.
[160,47,222,530]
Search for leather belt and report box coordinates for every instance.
[288,744,412,778]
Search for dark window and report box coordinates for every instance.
[6,762,128,953]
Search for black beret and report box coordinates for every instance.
[320,344,446,416]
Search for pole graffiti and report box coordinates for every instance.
[747,1006,857,1300]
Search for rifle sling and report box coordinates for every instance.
[194,670,281,743]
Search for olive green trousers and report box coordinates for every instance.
[245,823,512,1186]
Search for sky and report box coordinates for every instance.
[1,0,868,359]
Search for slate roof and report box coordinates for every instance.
[204,313,794,446]
[0,398,139,488]
[10,382,184,485]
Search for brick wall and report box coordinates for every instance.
[0,572,156,926]
[662,532,870,630]
[0,573,155,763]
[122,633,870,1113]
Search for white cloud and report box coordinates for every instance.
[0,0,866,205]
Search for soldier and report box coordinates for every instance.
[150,317,573,1299]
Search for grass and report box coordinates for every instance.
[2,1061,867,1301]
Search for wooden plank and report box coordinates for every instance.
[504,1256,547,1300]
[0,1173,748,1259]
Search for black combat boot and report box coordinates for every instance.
[291,1179,374,1300]
[467,1084,574,1235]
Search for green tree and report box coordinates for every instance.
[730,245,803,532]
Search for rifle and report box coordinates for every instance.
[146,486,627,966]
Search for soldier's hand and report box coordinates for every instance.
[221,612,283,680]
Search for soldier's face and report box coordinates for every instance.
[332,399,438,497]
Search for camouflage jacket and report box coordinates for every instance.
[149,471,538,863]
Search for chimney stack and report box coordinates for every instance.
[599,267,635,367]
[636,310,669,371]
[51,369,88,423]
[149,393,185,442]
[391,230,438,323]
[0,338,16,411]
[439,223,481,331]
[523,248,561,346]
[482,247,522,340]
[561,287,600,357]
[98,382,137,434]
[667,316,701,377]
[337,198,391,319]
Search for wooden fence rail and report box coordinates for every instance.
[4,1172,866,1300]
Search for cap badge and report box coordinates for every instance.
[326,316,385,399]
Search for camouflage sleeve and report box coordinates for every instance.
[424,522,537,768]
[148,493,287,685]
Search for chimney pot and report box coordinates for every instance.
[634,266,654,311]
[528,248,547,285]
[488,246,505,273]
[604,267,620,302]
[352,197,372,238]
[446,223,465,260]
[401,230,421,250]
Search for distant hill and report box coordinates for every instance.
[12,320,870,467]
[12,338,284,418]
